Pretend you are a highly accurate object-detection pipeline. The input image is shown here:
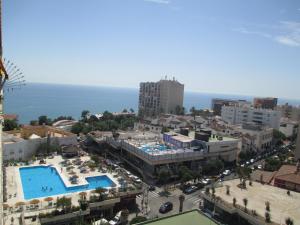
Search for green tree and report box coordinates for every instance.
[190,106,196,119]
[265,211,271,223]
[243,198,248,212]
[233,197,237,207]
[273,129,286,145]
[56,197,72,212]
[3,119,18,131]
[130,216,147,224]
[81,110,90,120]
[38,115,52,125]
[175,105,185,115]
[157,168,170,191]
[71,122,84,134]
[30,120,38,126]
[95,187,107,201]
[285,217,294,225]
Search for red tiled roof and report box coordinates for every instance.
[3,114,18,120]
[274,165,300,185]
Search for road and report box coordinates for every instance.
[133,186,203,221]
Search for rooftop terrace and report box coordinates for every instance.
[215,179,300,225]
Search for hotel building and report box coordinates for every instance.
[138,78,184,117]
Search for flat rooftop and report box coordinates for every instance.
[215,179,300,225]
[136,210,218,225]
[208,136,237,142]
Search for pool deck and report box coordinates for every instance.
[5,155,120,205]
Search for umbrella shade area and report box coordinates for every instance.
[44,197,54,202]
[15,202,25,207]
[30,199,40,205]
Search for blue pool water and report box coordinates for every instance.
[140,144,169,153]
[19,166,115,200]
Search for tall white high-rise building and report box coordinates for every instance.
[138,78,184,117]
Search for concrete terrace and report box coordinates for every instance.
[215,179,300,225]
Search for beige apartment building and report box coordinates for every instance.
[138,78,184,117]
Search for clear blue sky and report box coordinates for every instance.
[3,0,300,99]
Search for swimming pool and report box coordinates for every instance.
[19,166,115,200]
[140,144,170,153]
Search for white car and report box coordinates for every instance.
[257,165,262,170]
[109,211,122,225]
[250,159,254,163]
[222,170,231,176]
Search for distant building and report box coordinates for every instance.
[279,119,298,138]
[295,126,300,161]
[253,97,278,109]
[3,114,18,121]
[222,123,273,152]
[138,78,184,117]
[221,104,281,129]
[277,103,300,121]
[211,98,249,116]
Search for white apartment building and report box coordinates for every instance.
[220,123,273,152]
[138,78,184,117]
[221,105,281,129]
[3,126,77,161]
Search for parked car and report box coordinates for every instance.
[201,178,211,185]
[183,186,197,194]
[257,165,263,170]
[148,185,156,191]
[109,211,122,225]
[159,202,173,213]
[222,170,231,176]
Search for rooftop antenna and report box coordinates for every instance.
[0,1,25,224]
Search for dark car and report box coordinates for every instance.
[148,185,156,191]
[183,186,197,194]
[159,202,173,213]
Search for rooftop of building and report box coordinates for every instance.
[274,164,300,185]
[136,210,218,225]
[214,179,300,225]
[4,125,75,141]
[207,135,237,142]
[3,114,18,121]
[165,131,194,143]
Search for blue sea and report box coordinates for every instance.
[4,83,300,124]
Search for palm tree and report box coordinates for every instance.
[265,211,271,223]
[95,187,107,201]
[265,201,270,212]
[120,209,129,223]
[190,106,196,120]
[226,185,230,195]
[285,217,294,225]
[179,194,185,213]
[243,198,248,212]
[233,198,236,207]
